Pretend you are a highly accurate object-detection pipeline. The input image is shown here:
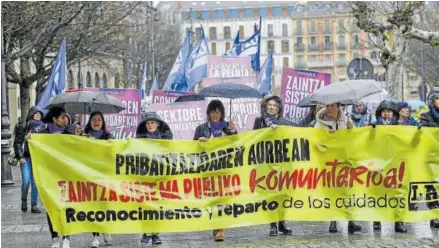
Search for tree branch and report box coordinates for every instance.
[409,28,439,46]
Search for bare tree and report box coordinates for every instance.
[2,1,139,117]
[350,1,439,100]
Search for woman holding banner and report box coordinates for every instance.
[373,100,407,233]
[136,112,173,245]
[27,107,74,248]
[314,102,363,234]
[83,111,113,248]
[194,99,237,242]
[253,95,293,236]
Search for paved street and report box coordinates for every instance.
[2,166,438,248]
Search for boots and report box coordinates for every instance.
[373,221,381,230]
[329,221,337,233]
[430,219,439,228]
[21,199,27,212]
[347,221,362,234]
[31,204,41,214]
[269,222,278,236]
[151,234,162,245]
[395,222,407,233]
[278,221,292,235]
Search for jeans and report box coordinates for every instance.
[21,157,38,205]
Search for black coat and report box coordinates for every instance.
[193,122,237,140]
[253,116,292,130]
[420,111,439,127]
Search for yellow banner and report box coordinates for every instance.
[29,126,439,235]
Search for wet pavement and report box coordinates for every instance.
[2,166,438,248]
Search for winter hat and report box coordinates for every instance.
[396,102,409,113]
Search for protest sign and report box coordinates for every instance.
[202,77,258,89]
[152,90,193,104]
[280,68,331,125]
[207,56,255,78]
[149,101,207,140]
[29,126,439,235]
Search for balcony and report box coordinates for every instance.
[324,44,333,50]
[337,60,347,66]
[295,62,307,69]
[309,29,317,35]
[308,44,319,51]
[294,44,306,52]
[308,61,334,68]
[337,43,347,50]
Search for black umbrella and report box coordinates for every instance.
[198,83,262,119]
[45,91,125,114]
[174,94,205,103]
[198,83,261,99]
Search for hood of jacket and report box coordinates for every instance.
[260,94,283,116]
[315,107,348,128]
[136,112,172,138]
[26,106,44,122]
[376,100,399,119]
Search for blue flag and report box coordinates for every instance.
[37,40,67,109]
[141,62,147,99]
[258,51,273,95]
[185,27,210,90]
[225,18,261,71]
[163,32,191,91]
[225,31,240,56]
[149,76,159,96]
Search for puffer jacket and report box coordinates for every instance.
[136,112,173,140]
[420,109,439,127]
[13,106,46,159]
[314,107,350,131]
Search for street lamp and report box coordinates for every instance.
[1,32,14,186]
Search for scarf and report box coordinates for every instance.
[430,105,439,120]
[351,107,367,121]
[29,120,46,133]
[88,129,104,139]
[47,123,66,134]
[263,114,278,127]
[398,117,418,126]
[376,117,398,125]
[209,121,228,138]
[146,132,162,139]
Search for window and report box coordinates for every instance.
[239,9,245,18]
[282,40,289,53]
[309,55,318,62]
[209,27,217,40]
[224,26,231,39]
[325,36,331,45]
[282,6,288,17]
[95,72,100,88]
[338,19,344,30]
[297,37,303,45]
[68,70,74,88]
[310,36,317,45]
[339,35,345,46]
[225,42,231,52]
[267,7,273,17]
[296,55,304,63]
[211,43,217,55]
[324,55,332,62]
[196,11,202,20]
[253,8,259,17]
[268,24,273,37]
[114,73,120,88]
[324,19,330,32]
[282,23,288,37]
[283,57,289,67]
[296,20,302,34]
[338,54,346,63]
[371,51,377,59]
[103,73,108,88]
[86,72,92,87]
[267,40,275,52]
[310,20,316,33]
[195,27,202,40]
[239,25,244,38]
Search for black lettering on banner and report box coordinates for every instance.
[409,182,439,211]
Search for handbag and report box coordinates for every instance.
[7,150,19,166]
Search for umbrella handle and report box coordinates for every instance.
[229,99,232,120]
